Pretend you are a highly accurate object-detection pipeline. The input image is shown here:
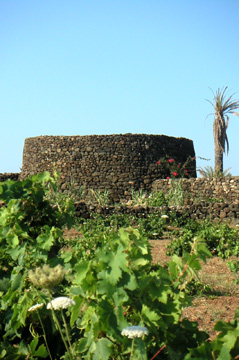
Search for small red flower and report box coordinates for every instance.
[166,176,170,179]
[172,172,178,176]
[157,161,161,165]
[168,159,174,163]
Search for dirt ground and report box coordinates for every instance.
[149,238,239,340]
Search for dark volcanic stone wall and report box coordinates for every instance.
[152,177,239,203]
[21,134,196,200]
[0,173,19,182]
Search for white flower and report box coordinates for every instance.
[161,215,169,219]
[47,296,75,310]
[28,303,44,312]
[121,326,148,339]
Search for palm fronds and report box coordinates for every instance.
[207,86,239,115]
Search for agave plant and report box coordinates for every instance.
[207,87,239,173]
[197,165,231,178]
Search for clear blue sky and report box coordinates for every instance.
[1,0,239,175]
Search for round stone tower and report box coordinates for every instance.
[21,133,196,201]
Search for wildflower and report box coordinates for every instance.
[166,176,170,179]
[156,161,161,165]
[121,326,148,339]
[168,159,174,163]
[161,215,169,219]
[28,303,44,312]
[47,297,76,310]
[172,172,178,176]
[28,264,65,290]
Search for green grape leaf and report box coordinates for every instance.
[6,233,19,248]
[29,337,38,352]
[141,304,160,325]
[92,338,112,360]
[34,344,48,358]
[70,296,85,326]
[131,257,149,269]
[220,329,239,350]
[78,337,89,353]
[7,245,24,261]
[98,245,128,285]
[131,338,147,360]
[73,260,90,285]
[0,277,10,292]
[11,273,22,291]
[214,321,235,332]
[217,346,231,360]
[36,233,54,250]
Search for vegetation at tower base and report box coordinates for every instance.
[206,86,239,175]
[1,173,239,359]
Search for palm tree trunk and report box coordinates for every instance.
[214,145,223,174]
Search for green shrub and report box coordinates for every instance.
[2,174,239,359]
[147,191,168,206]
[167,220,239,259]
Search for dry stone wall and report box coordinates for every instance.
[152,177,239,203]
[74,202,239,222]
[1,173,239,221]
[0,173,19,182]
[2,132,238,221]
[20,134,196,201]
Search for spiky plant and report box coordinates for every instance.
[197,165,231,178]
[207,87,239,174]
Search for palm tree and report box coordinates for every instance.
[207,87,239,174]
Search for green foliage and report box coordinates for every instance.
[129,189,147,206]
[185,314,239,359]
[184,279,213,297]
[88,189,111,205]
[227,259,239,275]
[2,174,239,359]
[147,190,168,206]
[167,179,185,206]
[198,165,232,178]
[156,156,195,179]
[0,172,75,358]
[72,212,165,260]
[167,219,239,259]
[68,227,210,359]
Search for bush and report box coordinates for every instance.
[1,174,239,359]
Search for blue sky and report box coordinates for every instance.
[1,0,239,175]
